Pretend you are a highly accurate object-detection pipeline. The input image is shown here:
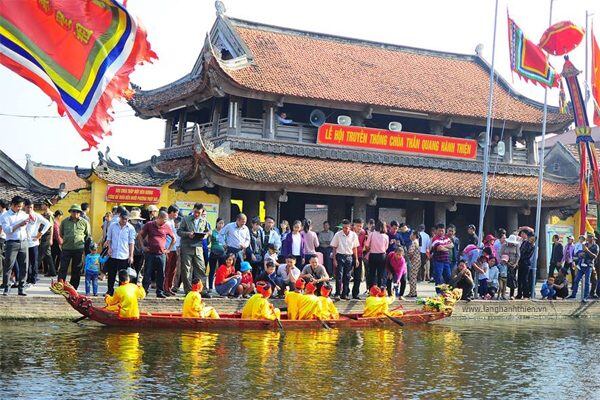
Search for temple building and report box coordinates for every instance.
[130,8,578,255]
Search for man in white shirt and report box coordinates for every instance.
[219,213,251,267]
[104,210,136,295]
[0,199,7,275]
[331,219,359,300]
[23,199,51,286]
[1,196,30,296]
[276,255,301,291]
[418,224,431,282]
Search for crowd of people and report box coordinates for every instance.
[1,195,598,303]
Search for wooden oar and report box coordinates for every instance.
[384,313,405,327]
[72,315,87,323]
[316,317,331,330]
[275,317,284,332]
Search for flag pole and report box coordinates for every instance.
[530,0,555,299]
[477,0,499,249]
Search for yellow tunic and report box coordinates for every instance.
[297,293,321,320]
[182,291,220,319]
[363,296,403,318]
[317,297,339,320]
[105,283,146,319]
[241,294,281,320]
[284,291,302,320]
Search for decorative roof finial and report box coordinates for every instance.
[475,43,484,56]
[215,1,226,16]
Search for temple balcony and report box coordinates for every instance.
[164,117,531,165]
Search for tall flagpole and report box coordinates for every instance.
[531,0,555,298]
[477,0,499,248]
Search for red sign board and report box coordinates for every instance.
[317,123,477,159]
[106,185,161,204]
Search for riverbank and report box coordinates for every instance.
[2,293,599,320]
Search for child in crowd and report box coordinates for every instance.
[473,255,489,299]
[486,257,499,299]
[264,244,279,268]
[256,261,284,297]
[497,255,509,300]
[541,276,556,299]
[84,243,107,296]
[239,261,255,298]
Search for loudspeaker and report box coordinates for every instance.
[337,115,352,126]
[309,109,326,127]
[388,121,403,132]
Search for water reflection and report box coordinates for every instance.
[1,320,600,399]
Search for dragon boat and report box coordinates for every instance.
[51,281,452,330]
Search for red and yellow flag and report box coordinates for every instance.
[0,0,157,149]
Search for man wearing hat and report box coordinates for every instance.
[104,210,136,296]
[177,203,209,296]
[147,205,159,221]
[58,204,91,290]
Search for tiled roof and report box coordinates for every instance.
[0,182,57,203]
[76,150,179,187]
[77,164,178,187]
[29,164,87,190]
[132,18,569,128]
[222,19,568,126]
[205,150,578,202]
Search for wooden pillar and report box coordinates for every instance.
[483,206,496,236]
[227,97,240,135]
[210,100,222,138]
[503,133,513,163]
[328,198,348,226]
[506,206,519,234]
[243,190,260,223]
[353,197,367,222]
[433,202,447,226]
[264,191,279,221]
[177,112,186,145]
[406,202,424,229]
[164,118,174,147]
[538,208,551,281]
[263,102,276,139]
[218,186,232,223]
[526,134,537,165]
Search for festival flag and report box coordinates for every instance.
[0,0,157,149]
[592,27,600,126]
[507,15,560,89]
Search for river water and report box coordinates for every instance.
[0,319,598,399]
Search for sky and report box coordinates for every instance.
[1,0,599,168]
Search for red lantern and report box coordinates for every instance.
[539,21,585,56]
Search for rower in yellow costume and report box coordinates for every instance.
[297,281,322,320]
[182,278,220,319]
[241,282,281,320]
[317,283,339,320]
[284,278,306,320]
[105,269,146,319]
[363,286,404,318]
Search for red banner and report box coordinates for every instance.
[106,185,161,204]
[317,124,477,159]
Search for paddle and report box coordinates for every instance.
[72,315,87,323]
[275,317,285,332]
[316,317,331,330]
[384,313,405,327]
